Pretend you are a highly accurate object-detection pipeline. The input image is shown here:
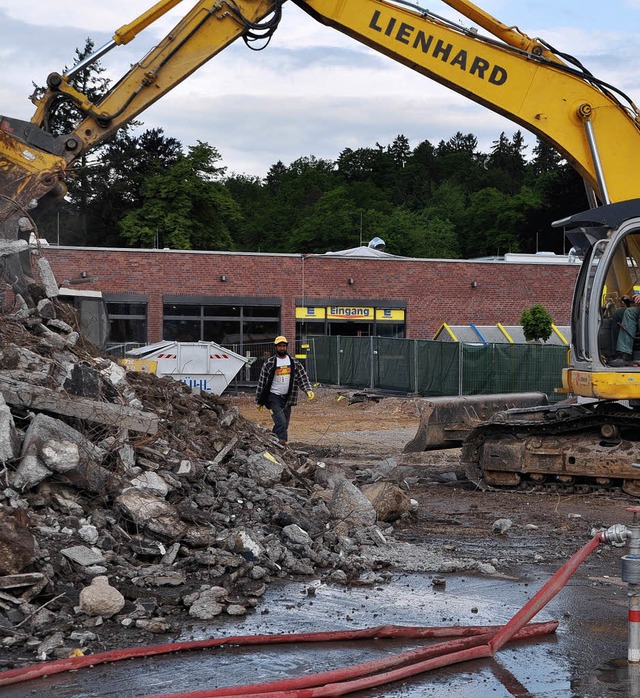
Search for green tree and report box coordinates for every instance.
[258,156,338,251]
[223,174,268,250]
[398,138,437,209]
[433,132,487,192]
[462,186,542,258]
[485,131,527,194]
[336,146,395,189]
[388,134,412,168]
[289,187,364,252]
[370,208,460,258]
[527,137,563,178]
[520,304,553,342]
[84,128,183,245]
[120,142,239,250]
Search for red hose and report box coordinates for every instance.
[144,621,558,698]
[0,532,605,698]
[0,623,541,687]
[489,532,604,653]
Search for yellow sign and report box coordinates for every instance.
[296,306,326,319]
[118,358,158,374]
[327,306,374,320]
[375,308,405,321]
[297,306,404,321]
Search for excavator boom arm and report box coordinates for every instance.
[295,0,640,204]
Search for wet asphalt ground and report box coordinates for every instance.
[0,559,636,698]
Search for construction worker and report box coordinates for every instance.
[610,292,640,366]
[256,336,315,444]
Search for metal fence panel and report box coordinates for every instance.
[376,337,414,392]
[459,343,494,394]
[308,336,338,385]
[415,340,460,396]
[338,337,372,387]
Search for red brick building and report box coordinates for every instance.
[42,246,580,349]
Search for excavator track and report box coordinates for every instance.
[461,401,640,496]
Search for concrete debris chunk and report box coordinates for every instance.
[36,257,59,298]
[283,523,312,546]
[116,489,188,540]
[12,413,110,492]
[129,471,170,497]
[246,451,285,487]
[188,586,227,619]
[329,479,377,527]
[492,518,513,535]
[0,393,20,462]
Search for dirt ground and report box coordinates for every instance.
[230,387,639,573]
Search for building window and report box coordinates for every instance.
[163,301,280,349]
[106,300,148,344]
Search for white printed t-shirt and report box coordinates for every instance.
[270,356,292,395]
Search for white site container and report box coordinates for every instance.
[124,341,251,395]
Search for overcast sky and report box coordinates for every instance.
[1,0,639,178]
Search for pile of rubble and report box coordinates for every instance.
[0,300,412,664]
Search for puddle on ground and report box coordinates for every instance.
[0,568,636,698]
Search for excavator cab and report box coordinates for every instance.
[559,199,640,401]
[443,200,640,496]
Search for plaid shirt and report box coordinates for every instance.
[256,353,312,408]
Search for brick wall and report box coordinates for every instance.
[41,247,579,342]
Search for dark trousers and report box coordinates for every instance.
[267,393,291,442]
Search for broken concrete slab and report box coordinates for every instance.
[0,393,20,463]
[0,374,158,434]
[116,490,188,541]
[328,479,377,527]
[60,545,106,566]
[246,451,285,487]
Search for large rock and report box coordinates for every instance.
[12,413,110,491]
[361,482,412,522]
[79,576,125,618]
[328,480,377,527]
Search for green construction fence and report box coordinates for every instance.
[304,336,568,400]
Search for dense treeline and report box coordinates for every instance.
[31,42,587,259]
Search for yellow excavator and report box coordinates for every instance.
[2,0,640,492]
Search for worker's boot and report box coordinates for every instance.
[609,352,633,367]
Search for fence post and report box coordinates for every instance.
[336,336,341,387]
[244,351,251,382]
[413,339,419,394]
[370,336,375,389]
[309,337,317,384]
[458,342,464,396]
